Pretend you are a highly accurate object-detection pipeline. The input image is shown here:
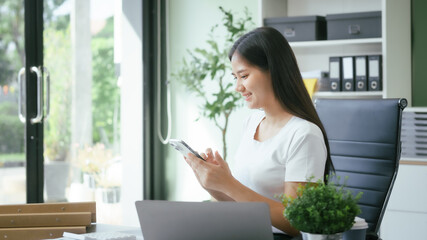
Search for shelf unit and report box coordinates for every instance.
[289,37,382,48]
[314,91,383,99]
[259,0,412,105]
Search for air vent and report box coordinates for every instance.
[401,108,427,160]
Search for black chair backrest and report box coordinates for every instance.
[315,98,407,234]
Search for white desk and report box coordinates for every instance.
[55,224,143,240]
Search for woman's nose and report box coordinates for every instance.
[235,81,244,92]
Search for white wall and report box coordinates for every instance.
[380,164,427,239]
[120,0,143,227]
[166,0,259,201]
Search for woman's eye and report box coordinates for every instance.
[241,75,248,79]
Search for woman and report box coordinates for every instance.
[184,27,334,238]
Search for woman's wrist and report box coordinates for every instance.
[222,177,243,200]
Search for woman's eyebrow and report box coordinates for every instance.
[235,69,247,74]
[231,69,247,76]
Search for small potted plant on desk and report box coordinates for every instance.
[281,176,363,240]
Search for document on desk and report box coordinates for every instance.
[62,231,140,240]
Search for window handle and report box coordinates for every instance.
[30,66,43,124]
[18,67,26,123]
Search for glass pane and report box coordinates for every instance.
[43,0,122,224]
[0,0,26,204]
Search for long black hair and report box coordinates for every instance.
[229,27,334,182]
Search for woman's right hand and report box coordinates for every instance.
[184,148,234,196]
[199,149,234,201]
[200,148,217,165]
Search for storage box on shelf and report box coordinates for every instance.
[326,11,382,40]
[264,15,326,42]
[259,0,411,105]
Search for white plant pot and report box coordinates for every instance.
[83,173,97,189]
[44,161,70,202]
[301,232,343,240]
[96,186,121,204]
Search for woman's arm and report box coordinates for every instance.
[185,151,302,236]
[206,189,235,201]
[224,179,302,236]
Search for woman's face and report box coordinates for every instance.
[231,52,274,109]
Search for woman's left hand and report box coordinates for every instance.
[184,150,234,193]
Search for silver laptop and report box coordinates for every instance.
[135,200,274,240]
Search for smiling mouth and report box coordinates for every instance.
[243,93,252,101]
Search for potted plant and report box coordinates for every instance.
[76,143,112,188]
[44,133,70,202]
[76,143,121,203]
[281,176,363,240]
[95,179,121,204]
[172,7,254,161]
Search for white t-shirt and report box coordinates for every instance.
[232,110,327,201]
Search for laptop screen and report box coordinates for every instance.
[135,200,274,240]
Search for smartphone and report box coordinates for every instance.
[169,139,205,161]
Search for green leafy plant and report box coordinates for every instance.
[281,176,363,235]
[0,102,24,154]
[43,27,71,162]
[92,17,120,146]
[172,7,254,161]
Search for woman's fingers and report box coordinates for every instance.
[185,149,232,193]
[214,151,226,166]
[188,152,213,174]
[186,153,214,189]
[205,148,218,164]
[206,148,213,157]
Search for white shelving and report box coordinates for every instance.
[314,91,383,99]
[289,38,382,48]
[260,0,412,105]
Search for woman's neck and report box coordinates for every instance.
[254,101,293,142]
[262,100,293,127]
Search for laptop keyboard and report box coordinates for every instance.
[62,231,137,240]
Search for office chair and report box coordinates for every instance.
[315,98,407,240]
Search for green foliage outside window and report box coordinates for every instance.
[44,17,119,160]
[44,27,72,161]
[0,0,69,162]
[0,102,24,154]
[0,1,118,164]
[92,17,120,146]
[0,0,24,86]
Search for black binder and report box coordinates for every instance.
[368,55,382,91]
[329,57,342,91]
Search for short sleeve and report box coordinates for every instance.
[284,127,327,183]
